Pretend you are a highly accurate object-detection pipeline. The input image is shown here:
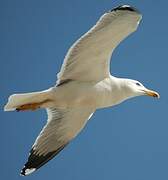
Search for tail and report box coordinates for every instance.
[4,89,54,111]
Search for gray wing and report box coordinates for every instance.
[57,7,141,85]
[21,107,94,176]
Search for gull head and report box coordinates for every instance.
[124,79,160,99]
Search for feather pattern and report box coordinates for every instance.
[20,107,94,175]
[57,10,140,84]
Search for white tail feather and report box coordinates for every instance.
[4,89,53,111]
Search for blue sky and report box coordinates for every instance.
[1,0,167,180]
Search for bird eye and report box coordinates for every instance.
[136,82,141,86]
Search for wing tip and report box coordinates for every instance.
[20,143,69,176]
[20,167,36,176]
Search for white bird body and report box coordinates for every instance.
[4,5,159,176]
[49,77,127,109]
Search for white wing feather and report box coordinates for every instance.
[57,10,141,84]
[21,107,94,175]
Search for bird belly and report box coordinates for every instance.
[51,82,99,108]
[51,79,124,109]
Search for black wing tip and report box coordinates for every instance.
[20,150,55,176]
[20,169,25,176]
[110,5,140,14]
[20,143,69,176]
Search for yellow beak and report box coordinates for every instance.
[144,89,160,98]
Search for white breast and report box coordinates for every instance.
[52,77,126,109]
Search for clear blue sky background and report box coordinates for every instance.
[1,0,167,180]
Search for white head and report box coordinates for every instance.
[123,79,160,99]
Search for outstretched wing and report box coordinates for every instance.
[21,107,94,176]
[57,6,141,85]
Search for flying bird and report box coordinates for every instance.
[4,5,159,176]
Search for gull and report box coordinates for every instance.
[4,5,159,176]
